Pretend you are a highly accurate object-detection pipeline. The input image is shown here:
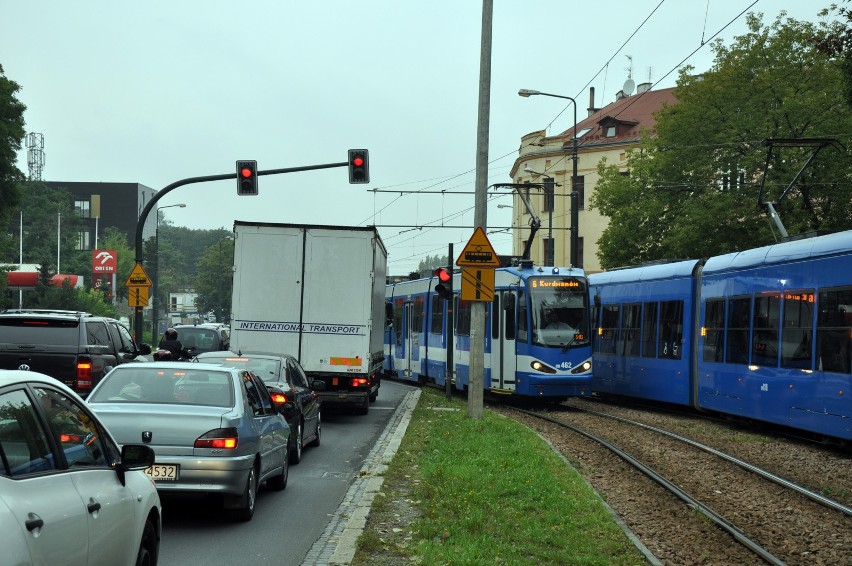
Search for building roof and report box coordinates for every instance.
[555,86,677,149]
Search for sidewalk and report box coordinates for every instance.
[302,388,421,565]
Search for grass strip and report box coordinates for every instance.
[353,388,646,565]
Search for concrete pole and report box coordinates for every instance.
[469,0,492,420]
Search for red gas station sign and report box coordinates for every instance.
[92,249,118,274]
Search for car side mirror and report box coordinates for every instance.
[115,444,155,486]
[279,401,298,421]
[138,343,152,356]
[311,379,326,392]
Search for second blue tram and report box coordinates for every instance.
[589,230,852,442]
[384,262,593,400]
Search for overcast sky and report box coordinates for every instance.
[1,1,828,275]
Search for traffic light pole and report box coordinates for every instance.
[132,160,348,346]
[445,243,454,401]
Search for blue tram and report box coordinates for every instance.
[384,262,593,400]
[589,230,852,441]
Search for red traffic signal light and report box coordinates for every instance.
[236,160,258,195]
[434,267,453,300]
[348,149,369,184]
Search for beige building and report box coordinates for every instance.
[510,84,677,273]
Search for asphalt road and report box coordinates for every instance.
[156,379,412,566]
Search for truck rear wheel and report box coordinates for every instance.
[357,396,369,415]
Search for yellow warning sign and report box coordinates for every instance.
[460,267,495,302]
[128,286,149,307]
[124,262,152,287]
[456,227,501,268]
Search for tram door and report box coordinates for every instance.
[400,302,415,379]
[489,291,517,391]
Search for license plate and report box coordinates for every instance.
[145,464,179,481]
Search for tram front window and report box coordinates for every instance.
[529,277,589,348]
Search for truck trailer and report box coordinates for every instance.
[230,221,387,414]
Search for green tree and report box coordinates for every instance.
[591,10,852,269]
[0,64,27,306]
[194,237,234,324]
[814,3,852,105]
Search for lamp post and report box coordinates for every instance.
[152,203,186,346]
[523,166,556,266]
[518,89,580,267]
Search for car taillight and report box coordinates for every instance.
[194,427,239,449]
[351,377,368,387]
[270,392,288,404]
[76,358,93,390]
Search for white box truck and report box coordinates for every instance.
[230,222,387,414]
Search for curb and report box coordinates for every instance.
[302,388,421,565]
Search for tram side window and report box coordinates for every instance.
[752,293,781,367]
[659,301,683,359]
[411,296,425,334]
[622,303,641,357]
[430,295,444,334]
[456,298,472,336]
[504,293,516,341]
[726,297,751,364]
[817,286,852,374]
[597,304,619,354]
[491,295,499,340]
[703,299,725,362]
[641,302,658,357]
[517,290,528,342]
[393,299,404,346]
[781,290,814,370]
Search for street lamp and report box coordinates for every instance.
[518,88,580,267]
[523,166,556,266]
[152,203,186,346]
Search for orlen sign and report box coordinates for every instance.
[92,249,118,274]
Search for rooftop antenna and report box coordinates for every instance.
[623,55,635,95]
[26,132,45,181]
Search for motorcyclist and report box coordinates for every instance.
[157,328,184,360]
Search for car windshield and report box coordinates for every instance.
[200,355,280,383]
[0,318,79,345]
[88,367,234,408]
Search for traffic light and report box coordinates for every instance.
[434,267,453,300]
[348,149,369,184]
[236,160,258,195]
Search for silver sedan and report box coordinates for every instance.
[87,362,291,521]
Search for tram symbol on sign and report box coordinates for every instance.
[464,248,493,264]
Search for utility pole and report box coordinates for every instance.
[468,0,492,420]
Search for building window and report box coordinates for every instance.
[76,230,91,251]
[572,176,585,210]
[74,199,90,218]
[543,179,554,212]
[543,238,554,265]
[605,125,616,137]
[522,182,531,215]
[578,237,584,268]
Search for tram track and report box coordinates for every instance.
[500,403,852,565]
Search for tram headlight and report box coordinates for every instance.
[530,360,557,374]
[571,360,592,374]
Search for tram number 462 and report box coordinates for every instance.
[555,361,574,370]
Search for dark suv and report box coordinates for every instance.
[0,309,151,395]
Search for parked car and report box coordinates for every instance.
[0,309,152,395]
[86,362,292,521]
[0,369,160,566]
[161,324,230,357]
[196,351,324,464]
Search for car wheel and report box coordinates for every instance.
[135,519,158,566]
[289,422,303,464]
[357,396,369,415]
[229,465,257,521]
[369,389,378,403]
[309,411,321,447]
[266,441,289,491]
